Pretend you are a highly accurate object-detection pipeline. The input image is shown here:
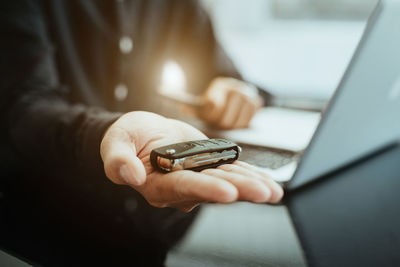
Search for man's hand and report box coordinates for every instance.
[100,111,283,212]
[199,77,263,129]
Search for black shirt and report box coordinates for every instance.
[0,0,239,179]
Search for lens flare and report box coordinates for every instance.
[159,61,186,94]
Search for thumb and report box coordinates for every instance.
[101,128,146,186]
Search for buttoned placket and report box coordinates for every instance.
[114,0,138,102]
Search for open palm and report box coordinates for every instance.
[101,111,283,212]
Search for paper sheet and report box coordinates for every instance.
[206,107,321,152]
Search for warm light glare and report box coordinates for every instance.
[159,61,186,94]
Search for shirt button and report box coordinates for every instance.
[114,83,128,101]
[119,36,133,54]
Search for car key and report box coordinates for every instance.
[150,138,241,172]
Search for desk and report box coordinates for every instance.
[167,145,400,267]
[167,203,306,267]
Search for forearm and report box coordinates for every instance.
[7,93,121,179]
[0,1,121,179]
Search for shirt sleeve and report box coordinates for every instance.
[0,1,121,180]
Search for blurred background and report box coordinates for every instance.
[201,0,378,101]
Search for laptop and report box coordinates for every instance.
[286,142,400,266]
[239,0,400,190]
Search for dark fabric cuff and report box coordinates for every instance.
[77,109,122,179]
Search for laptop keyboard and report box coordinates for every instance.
[238,144,300,170]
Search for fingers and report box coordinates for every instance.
[216,162,283,203]
[218,90,243,129]
[140,161,283,210]
[218,90,263,129]
[201,92,257,129]
[234,101,253,129]
[141,170,239,207]
[234,93,264,128]
[231,161,284,203]
[200,77,263,129]
[100,126,146,186]
[199,100,220,123]
[201,168,272,203]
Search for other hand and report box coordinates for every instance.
[199,77,263,129]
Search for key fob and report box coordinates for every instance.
[150,138,241,172]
